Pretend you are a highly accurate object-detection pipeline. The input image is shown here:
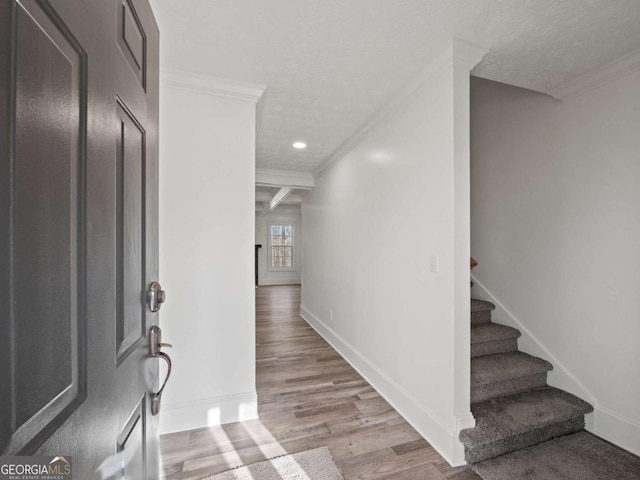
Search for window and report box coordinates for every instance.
[269,224,294,269]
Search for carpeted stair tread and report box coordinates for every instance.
[459,387,593,448]
[471,323,521,357]
[471,352,552,387]
[471,299,496,313]
[472,431,640,480]
[471,323,521,345]
[463,417,585,464]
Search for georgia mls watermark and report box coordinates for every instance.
[0,456,72,480]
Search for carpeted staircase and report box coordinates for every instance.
[460,299,594,464]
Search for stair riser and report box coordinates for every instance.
[465,416,585,464]
[471,373,548,403]
[471,338,518,358]
[472,310,492,324]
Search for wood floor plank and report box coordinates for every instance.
[160,285,480,480]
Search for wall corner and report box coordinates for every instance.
[451,37,487,432]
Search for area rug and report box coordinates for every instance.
[473,431,640,480]
[206,447,344,480]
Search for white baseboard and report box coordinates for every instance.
[457,413,476,432]
[299,305,466,466]
[159,391,258,435]
[590,407,640,457]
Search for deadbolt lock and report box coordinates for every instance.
[147,281,166,312]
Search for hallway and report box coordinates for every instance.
[160,285,480,479]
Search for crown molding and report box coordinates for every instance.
[312,39,488,179]
[312,49,452,179]
[452,38,490,70]
[160,67,266,103]
[549,48,640,102]
[255,168,315,189]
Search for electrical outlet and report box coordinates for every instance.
[429,255,439,273]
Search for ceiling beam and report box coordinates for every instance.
[269,187,294,210]
[256,191,303,204]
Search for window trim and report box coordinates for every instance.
[267,222,296,272]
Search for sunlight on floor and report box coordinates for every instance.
[242,420,287,459]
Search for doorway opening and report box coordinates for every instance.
[254,186,305,288]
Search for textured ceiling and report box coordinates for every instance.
[150,0,640,173]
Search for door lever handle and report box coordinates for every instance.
[149,325,172,415]
[151,352,171,416]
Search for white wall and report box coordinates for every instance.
[470,70,640,456]
[158,74,263,434]
[301,41,486,465]
[255,206,302,286]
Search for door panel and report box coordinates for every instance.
[116,397,146,480]
[15,1,79,427]
[116,101,146,364]
[1,0,160,477]
[2,0,86,454]
[117,0,146,88]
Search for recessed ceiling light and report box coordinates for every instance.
[293,142,307,149]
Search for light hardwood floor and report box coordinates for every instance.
[160,285,481,480]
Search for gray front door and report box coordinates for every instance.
[0,0,161,478]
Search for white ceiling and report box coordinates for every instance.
[150,0,640,174]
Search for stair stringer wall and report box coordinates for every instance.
[471,275,640,462]
[471,274,596,429]
[472,274,640,457]
[469,70,640,459]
